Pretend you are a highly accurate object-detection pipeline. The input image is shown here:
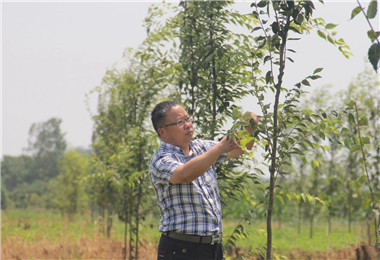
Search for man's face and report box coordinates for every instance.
[158,105,193,147]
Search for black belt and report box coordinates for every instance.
[163,231,222,245]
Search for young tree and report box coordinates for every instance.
[88,3,179,257]
[246,1,350,258]
[49,149,90,219]
[341,67,380,243]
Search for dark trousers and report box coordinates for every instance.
[157,233,223,260]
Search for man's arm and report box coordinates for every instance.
[170,136,239,184]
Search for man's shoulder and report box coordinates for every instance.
[192,139,217,148]
[151,142,178,163]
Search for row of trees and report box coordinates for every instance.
[2,1,378,259]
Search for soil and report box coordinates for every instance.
[2,237,379,259]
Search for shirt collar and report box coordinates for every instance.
[160,140,194,156]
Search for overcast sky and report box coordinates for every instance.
[2,1,378,156]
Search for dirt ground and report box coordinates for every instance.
[2,237,379,260]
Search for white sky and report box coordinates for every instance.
[2,1,378,156]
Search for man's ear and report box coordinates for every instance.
[158,128,165,139]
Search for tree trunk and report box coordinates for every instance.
[106,207,113,238]
[328,214,332,235]
[309,213,314,239]
[123,211,128,260]
[210,29,217,139]
[266,172,275,260]
[298,204,302,234]
[99,206,105,234]
[266,15,290,260]
[348,196,352,233]
[135,183,143,259]
[367,219,372,246]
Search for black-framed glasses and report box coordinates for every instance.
[160,116,192,128]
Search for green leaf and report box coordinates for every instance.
[204,53,214,63]
[311,160,320,168]
[357,175,367,186]
[264,55,271,64]
[336,38,346,45]
[341,127,349,134]
[367,30,380,42]
[347,100,356,108]
[350,144,361,153]
[362,136,370,144]
[302,79,310,86]
[343,138,350,148]
[295,13,304,25]
[265,71,272,84]
[289,26,301,34]
[313,67,323,74]
[368,42,380,71]
[325,23,338,30]
[367,0,378,19]
[328,35,335,44]
[317,30,326,39]
[249,118,257,130]
[276,195,285,205]
[348,113,355,124]
[257,0,267,8]
[301,193,307,202]
[358,116,368,126]
[351,6,362,20]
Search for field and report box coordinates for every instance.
[1,209,378,259]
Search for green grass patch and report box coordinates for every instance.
[2,209,368,255]
[223,219,367,254]
[2,209,98,243]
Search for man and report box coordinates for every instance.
[149,100,258,260]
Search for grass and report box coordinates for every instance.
[222,218,373,258]
[2,209,98,243]
[1,209,376,259]
[223,220,365,251]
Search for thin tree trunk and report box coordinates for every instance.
[348,196,352,233]
[328,214,332,235]
[309,213,314,239]
[367,219,372,245]
[107,207,113,238]
[91,201,95,223]
[210,28,217,139]
[123,211,128,260]
[128,193,134,260]
[99,206,105,234]
[266,17,289,259]
[267,161,277,260]
[298,204,302,234]
[135,182,143,259]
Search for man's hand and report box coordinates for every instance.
[226,111,259,160]
[218,134,241,154]
[243,112,259,135]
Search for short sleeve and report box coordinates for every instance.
[149,152,182,186]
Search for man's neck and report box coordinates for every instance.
[180,144,190,156]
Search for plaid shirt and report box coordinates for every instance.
[149,139,227,236]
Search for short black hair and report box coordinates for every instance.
[151,100,180,135]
